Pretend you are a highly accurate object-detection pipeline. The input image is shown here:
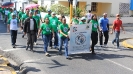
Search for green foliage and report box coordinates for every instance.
[50,4,69,16]
[39,6,47,12]
[73,7,83,17]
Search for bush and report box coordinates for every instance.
[50,4,69,16]
[73,7,83,17]
[39,6,47,12]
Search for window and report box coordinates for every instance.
[91,2,97,12]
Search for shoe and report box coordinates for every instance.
[30,49,34,52]
[104,44,107,47]
[45,52,50,56]
[34,42,37,45]
[22,35,24,38]
[26,45,29,50]
[66,56,72,60]
[12,45,15,48]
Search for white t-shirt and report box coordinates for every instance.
[86,13,93,20]
[10,19,18,30]
[30,19,34,30]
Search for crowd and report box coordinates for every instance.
[0,7,125,59]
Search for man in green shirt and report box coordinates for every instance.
[18,9,24,20]
[71,15,79,25]
[49,12,59,49]
[33,10,40,45]
[44,10,51,20]
[21,9,29,38]
[0,7,2,21]
[7,8,13,21]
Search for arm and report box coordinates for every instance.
[23,19,27,34]
[7,19,10,32]
[37,28,42,38]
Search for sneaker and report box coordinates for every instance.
[66,56,72,60]
[22,35,24,38]
[45,52,50,56]
[34,42,37,45]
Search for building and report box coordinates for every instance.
[38,0,133,16]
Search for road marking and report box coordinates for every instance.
[96,55,133,72]
[2,49,21,52]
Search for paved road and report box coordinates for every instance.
[0,21,133,74]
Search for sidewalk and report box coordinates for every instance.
[0,55,17,74]
[122,39,133,49]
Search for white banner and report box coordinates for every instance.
[68,24,92,55]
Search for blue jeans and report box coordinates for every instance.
[10,30,17,45]
[112,31,120,47]
[42,34,50,53]
[59,37,69,57]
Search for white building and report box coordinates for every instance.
[38,0,133,16]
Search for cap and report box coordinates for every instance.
[103,13,107,15]
[52,12,56,15]
[81,17,86,21]
[29,11,33,14]
[47,9,51,12]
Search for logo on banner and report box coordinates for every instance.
[73,27,77,32]
[75,33,86,45]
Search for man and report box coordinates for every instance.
[33,10,40,45]
[23,11,37,52]
[7,8,13,22]
[0,7,2,21]
[111,14,125,48]
[4,8,9,24]
[21,9,29,38]
[7,13,19,48]
[99,13,109,47]
[49,12,58,49]
[44,10,51,20]
[86,10,93,23]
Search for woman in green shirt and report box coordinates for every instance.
[90,14,101,54]
[71,15,79,25]
[37,17,54,56]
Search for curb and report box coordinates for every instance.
[0,66,17,74]
[122,39,133,48]
[0,57,10,66]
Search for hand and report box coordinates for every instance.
[123,31,125,34]
[110,31,113,34]
[66,35,69,38]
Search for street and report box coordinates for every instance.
[0,21,133,74]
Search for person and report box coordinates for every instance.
[7,13,19,48]
[0,7,2,21]
[13,8,17,16]
[111,14,125,48]
[23,11,37,52]
[70,15,79,25]
[58,18,71,59]
[79,17,86,25]
[49,12,59,49]
[86,10,93,23]
[33,10,40,45]
[21,9,29,38]
[7,8,13,22]
[18,9,24,20]
[99,13,109,47]
[90,14,101,54]
[37,17,54,56]
[4,8,9,24]
[44,10,51,20]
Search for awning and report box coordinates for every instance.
[130,0,133,10]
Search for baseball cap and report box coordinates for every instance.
[11,13,16,16]
[81,17,86,21]
[47,9,51,12]
[52,12,56,15]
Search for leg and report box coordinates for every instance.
[10,30,14,45]
[54,32,58,48]
[64,38,68,57]
[26,33,31,50]
[99,31,103,46]
[103,31,109,45]
[49,32,53,48]
[115,31,120,48]
[30,33,35,50]
[91,32,98,53]
[42,35,49,53]
[14,30,17,45]
[59,37,63,54]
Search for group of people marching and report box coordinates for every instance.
[0,6,125,59]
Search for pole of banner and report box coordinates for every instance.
[69,0,73,25]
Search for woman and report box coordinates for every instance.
[58,18,71,59]
[37,17,54,56]
[90,14,101,54]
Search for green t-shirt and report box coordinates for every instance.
[49,16,58,32]
[59,24,69,37]
[7,18,19,24]
[79,21,86,25]
[7,12,12,19]
[44,14,51,20]
[57,20,62,30]
[72,18,79,24]
[90,20,98,32]
[33,15,40,28]
[40,23,52,35]
[18,11,24,19]
[21,14,29,22]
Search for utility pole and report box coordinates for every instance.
[68,0,73,24]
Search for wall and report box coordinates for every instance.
[58,1,69,7]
